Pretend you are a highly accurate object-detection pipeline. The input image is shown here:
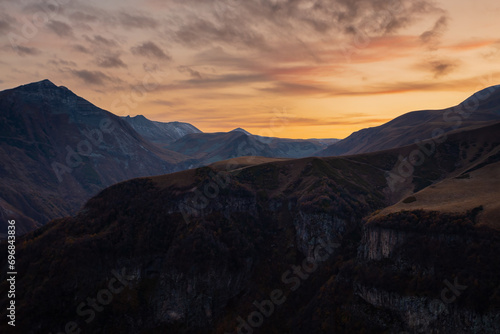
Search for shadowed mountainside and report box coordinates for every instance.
[0,80,190,235]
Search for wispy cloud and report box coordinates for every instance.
[131,41,171,61]
[15,46,42,56]
[47,20,74,38]
[71,69,112,85]
[420,15,448,45]
[118,12,159,30]
[177,65,203,79]
[95,54,127,68]
[415,58,460,78]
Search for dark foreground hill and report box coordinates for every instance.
[1,121,499,333]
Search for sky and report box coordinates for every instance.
[1,0,500,139]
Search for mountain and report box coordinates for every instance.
[229,127,252,135]
[0,79,190,235]
[166,131,337,165]
[318,85,500,156]
[122,114,201,145]
[0,80,337,236]
[2,120,498,333]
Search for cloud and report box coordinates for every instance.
[83,35,119,48]
[72,44,90,53]
[70,11,98,23]
[174,17,268,50]
[48,59,77,67]
[0,19,10,33]
[447,39,498,52]
[177,65,203,79]
[0,11,16,34]
[47,20,74,38]
[192,47,256,69]
[95,54,127,68]
[151,99,177,107]
[131,41,171,61]
[259,82,330,96]
[169,0,446,55]
[118,12,158,29]
[288,117,393,126]
[420,15,448,45]
[72,70,111,85]
[415,58,460,78]
[16,46,41,56]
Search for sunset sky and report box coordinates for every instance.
[1,0,500,139]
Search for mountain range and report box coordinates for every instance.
[1,113,498,333]
[0,80,337,235]
[1,80,500,238]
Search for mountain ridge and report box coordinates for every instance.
[317,84,500,156]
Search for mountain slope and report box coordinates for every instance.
[122,114,201,145]
[318,85,500,156]
[0,79,190,234]
[2,121,498,333]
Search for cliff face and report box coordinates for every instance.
[349,210,500,334]
[293,212,346,257]
[359,227,408,261]
[355,284,500,334]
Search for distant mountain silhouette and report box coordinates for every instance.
[318,85,500,156]
[166,131,337,164]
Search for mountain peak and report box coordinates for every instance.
[29,79,57,88]
[230,127,251,135]
[9,79,60,93]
